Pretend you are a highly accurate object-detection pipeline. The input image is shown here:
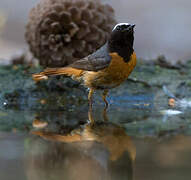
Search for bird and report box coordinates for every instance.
[32,23,136,108]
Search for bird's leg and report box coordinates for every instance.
[103,106,109,122]
[102,89,109,109]
[88,105,94,126]
[88,88,95,125]
[88,88,94,110]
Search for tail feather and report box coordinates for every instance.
[32,67,83,82]
[32,131,82,143]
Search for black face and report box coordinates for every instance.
[111,24,135,47]
[108,23,135,62]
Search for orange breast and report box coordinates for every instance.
[104,52,136,80]
[83,52,136,89]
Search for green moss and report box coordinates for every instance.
[1,60,191,136]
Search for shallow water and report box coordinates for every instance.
[1,91,191,180]
[1,129,191,180]
[1,61,191,179]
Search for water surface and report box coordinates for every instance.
[1,129,191,180]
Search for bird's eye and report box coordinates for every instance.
[116,26,121,30]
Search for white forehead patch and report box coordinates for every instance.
[112,23,130,31]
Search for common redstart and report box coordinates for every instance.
[33,23,136,108]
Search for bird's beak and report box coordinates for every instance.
[127,24,135,33]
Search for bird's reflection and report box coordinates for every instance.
[25,109,136,180]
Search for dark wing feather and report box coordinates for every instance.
[70,43,111,71]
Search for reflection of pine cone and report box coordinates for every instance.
[25,0,116,67]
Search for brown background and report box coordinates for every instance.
[0,0,191,62]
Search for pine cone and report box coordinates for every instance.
[25,0,116,67]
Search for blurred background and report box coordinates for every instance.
[0,0,191,62]
[0,0,191,63]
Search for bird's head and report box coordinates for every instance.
[110,23,135,47]
[108,23,135,62]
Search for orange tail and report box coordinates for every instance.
[32,67,83,82]
[32,131,82,143]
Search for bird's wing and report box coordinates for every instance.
[70,43,111,71]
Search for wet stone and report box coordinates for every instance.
[0,59,191,135]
